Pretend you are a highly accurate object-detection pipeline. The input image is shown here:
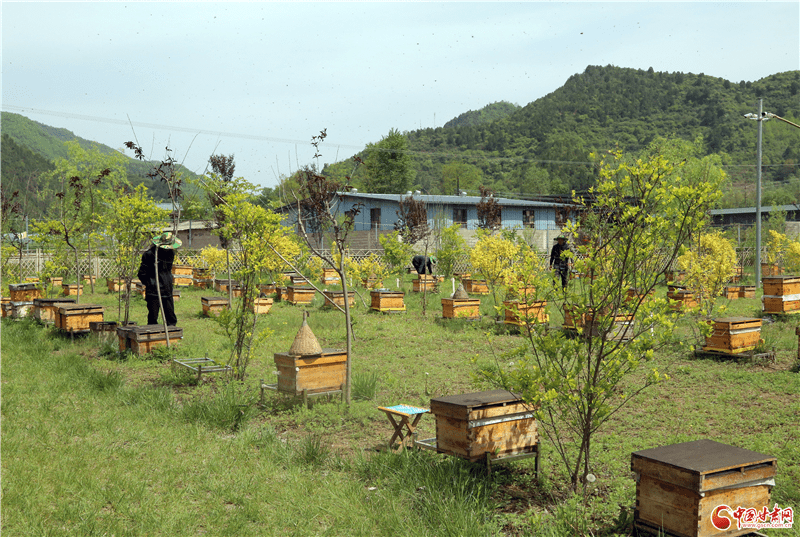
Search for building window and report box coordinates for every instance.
[453,208,468,228]
[523,209,535,228]
[370,208,381,230]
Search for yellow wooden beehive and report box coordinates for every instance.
[322,290,355,309]
[9,283,42,302]
[370,289,405,313]
[118,325,183,355]
[33,298,76,323]
[273,315,345,396]
[762,276,800,314]
[702,317,762,354]
[201,296,229,316]
[287,285,315,305]
[55,303,104,332]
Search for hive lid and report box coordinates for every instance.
[452,283,469,300]
[288,312,323,356]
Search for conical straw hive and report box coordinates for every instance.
[288,312,323,356]
[452,283,469,300]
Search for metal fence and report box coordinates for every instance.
[0,246,768,282]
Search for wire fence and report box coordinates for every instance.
[0,246,767,283]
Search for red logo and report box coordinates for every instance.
[711,504,732,530]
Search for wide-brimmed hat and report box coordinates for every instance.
[554,236,567,241]
[152,231,182,249]
[430,256,437,263]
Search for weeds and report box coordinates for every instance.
[179,381,256,432]
[352,370,380,401]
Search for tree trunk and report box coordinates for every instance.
[340,252,353,405]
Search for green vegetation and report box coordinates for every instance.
[2,276,798,536]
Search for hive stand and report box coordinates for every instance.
[172,356,232,382]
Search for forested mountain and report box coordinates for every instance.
[1,112,201,218]
[443,101,520,129]
[323,65,800,208]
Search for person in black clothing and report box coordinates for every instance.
[549,236,570,289]
[411,255,436,275]
[137,231,182,326]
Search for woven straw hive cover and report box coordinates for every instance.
[288,317,323,356]
[453,283,469,300]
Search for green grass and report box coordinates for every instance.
[2,277,799,536]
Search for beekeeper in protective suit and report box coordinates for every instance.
[137,231,182,326]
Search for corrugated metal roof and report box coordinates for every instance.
[709,204,799,215]
[336,191,576,207]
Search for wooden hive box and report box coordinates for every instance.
[33,298,76,323]
[117,324,183,355]
[762,276,800,314]
[258,283,277,296]
[361,277,383,289]
[796,326,800,361]
[250,297,273,314]
[413,276,439,292]
[46,277,64,287]
[61,284,84,296]
[702,317,762,354]
[453,272,471,280]
[82,275,97,285]
[370,289,406,313]
[631,439,776,537]
[274,286,285,302]
[171,265,194,286]
[9,283,42,302]
[287,285,315,305]
[442,298,481,320]
[503,300,548,326]
[322,290,355,309]
[106,278,124,293]
[430,389,537,462]
[214,278,239,292]
[201,296,229,316]
[1,297,11,318]
[761,263,781,277]
[322,268,340,285]
[723,286,741,300]
[739,285,756,299]
[728,266,743,284]
[273,348,346,396]
[290,274,311,285]
[668,290,698,310]
[463,279,490,295]
[9,301,34,319]
[192,268,214,289]
[563,307,633,340]
[55,303,104,332]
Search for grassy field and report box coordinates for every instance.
[2,277,799,536]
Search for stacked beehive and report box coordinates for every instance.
[762,276,800,315]
[701,317,762,354]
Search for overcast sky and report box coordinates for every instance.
[3,1,799,190]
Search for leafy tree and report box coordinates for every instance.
[101,184,169,324]
[433,223,467,279]
[363,129,415,194]
[441,161,482,195]
[477,138,725,488]
[216,187,298,380]
[469,230,520,314]
[476,187,502,231]
[676,230,737,318]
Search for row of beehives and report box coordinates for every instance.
[667,275,800,315]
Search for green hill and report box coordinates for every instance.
[326,65,800,207]
[1,112,202,214]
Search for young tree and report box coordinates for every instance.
[291,130,363,404]
[396,195,436,313]
[216,187,299,380]
[442,161,482,195]
[676,230,737,318]
[477,138,725,488]
[469,230,520,315]
[476,186,502,231]
[433,223,467,280]
[101,184,169,324]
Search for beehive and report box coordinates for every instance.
[668,289,698,310]
[9,283,42,302]
[702,317,762,354]
[250,297,273,314]
[442,298,481,320]
[762,276,800,314]
[33,298,76,323]
[761,263,781,277]
[430,390,538,462]
[55,304,104,332]
[171,265,193,287]
[564,306,634,341]
[273,316,345,396]
[61,284,84,296]
[274,286,285,302]
[632,439,776,537]
[322,268,340,285]
[503,300,548,326]
[107,278,124,293]
[214,278,240,292]
[723,286,741,300]
[1,297,11,318]
[413,275,439,292]
[370,289,406,313]
[739,286,756,299]
[9,301,34,318]
[666,270,686,283]
[46,277,63,287]
[118,324,183,355]
[201,296,229,316]
[258,283,277,296]
[361,276,383,289]
[192,267,214,289]
[82,275,97,285]
[322,290,355,309]
[729,266,743,284]
[287,285,315,305]
[463,279,489,295]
